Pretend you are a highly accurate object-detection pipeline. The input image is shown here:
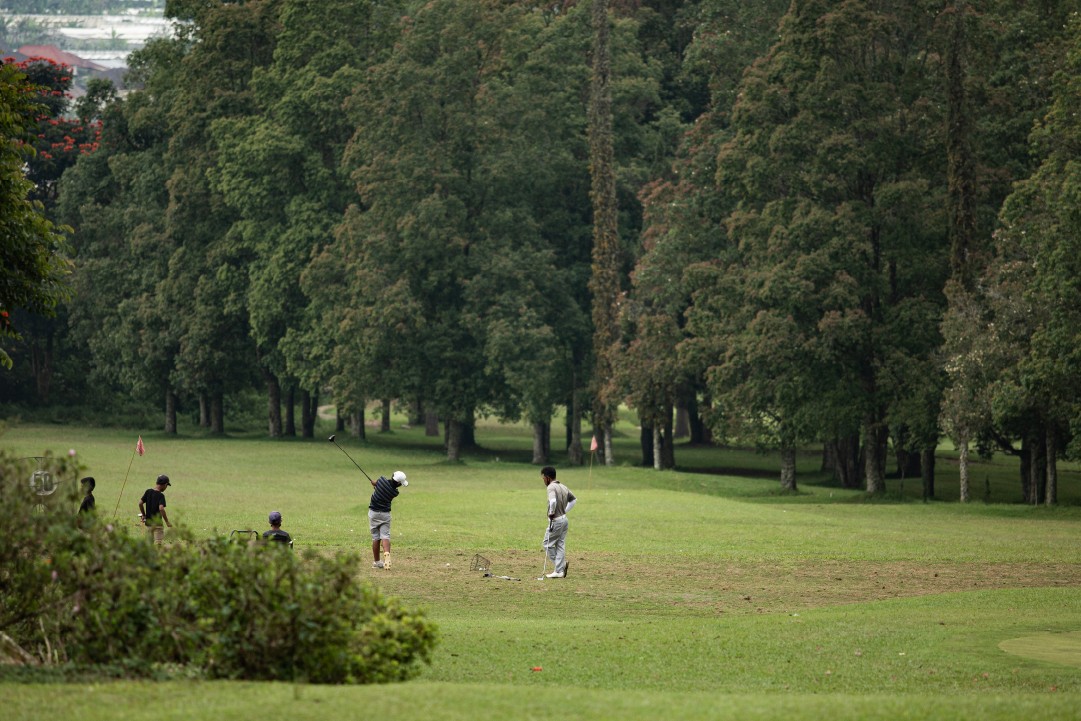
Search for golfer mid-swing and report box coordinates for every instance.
[541,466,576,578]
[369,470,407,569]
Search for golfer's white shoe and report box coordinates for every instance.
[383,552,391,569]
[545,571,564,578]
[373,560,384,568]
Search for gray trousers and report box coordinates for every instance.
[543,515,568,573]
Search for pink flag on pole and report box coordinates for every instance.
[136,436,145,456]
[590,436,598,452]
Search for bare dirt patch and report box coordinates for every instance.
[359,549,1081,618]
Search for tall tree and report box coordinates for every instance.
[688,0,948,492]
[210,0,399,437]
[1,57,101,397]
[0,60,71,372]
[332,0,567,460]
[56,35,187,429]
[626,0,790,468]
[972,13,1081,506]
[588,0,621,466]
[939,1,980,500]
[938,0,1075,501]
[157,0,281,433]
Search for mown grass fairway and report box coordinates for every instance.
[3,418,1081,720]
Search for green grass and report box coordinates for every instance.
[2,415,1081,720]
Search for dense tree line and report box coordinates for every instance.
[3,0,1079,500]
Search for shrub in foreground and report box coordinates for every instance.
[0,448,437,682]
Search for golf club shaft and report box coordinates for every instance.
[329,436,373,482]
[540,524,551,578]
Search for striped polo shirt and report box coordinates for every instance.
[369,476,400,512]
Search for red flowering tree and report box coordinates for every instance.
[2,56,104,207]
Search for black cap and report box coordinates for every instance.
[156,474,171,486]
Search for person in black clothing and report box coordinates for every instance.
[368,470,408,569]
[263,510,293,548]
[138,474,172,544]
[78,476,96,515]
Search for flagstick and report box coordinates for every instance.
[113,448,137,518]
[587,450,594,491]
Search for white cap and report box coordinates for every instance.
[392,470,408,487]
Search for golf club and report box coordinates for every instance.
[328,434,373,482]
[537,523,552,580]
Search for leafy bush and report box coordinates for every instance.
[0,447,438,682]
[0,447,86,656]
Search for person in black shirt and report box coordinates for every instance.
[263,510,293,548]
[78,476,96,515]
[138,474,172,544]
[368,471,408,569]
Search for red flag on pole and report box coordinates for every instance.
[136,436,145,456]
[590,435,598,452]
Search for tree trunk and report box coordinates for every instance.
[863,416,885,494]
[822,450,835,483]
[285,386,296,436]
[958,436,970,502]
[674,404,689,439]
[567,384,583,466]
[199,393,210,428]
[1046,429,1058,506]
[352,407,366,440]
[652,426,662,470]
[380,398,391,432]
[461,414,477,449]
[446,418,463,461]
[164,389,177,435]
[409,398,423,427]
[827,435,860,488]
[780,445,797,492]
[210,391,224,435]
[425,408,439,436]
[532,421,549,465]
[266,371,282,438]
[1030,429,1046,506]
[661,403,675,469]
[31,331,53,403]
[603,424,614,466]
[691,395,712,446]
[640,423,654,467]
[920,447,936,500]
[301,389,316,438]
[336,408,345,432]
[1018,437,1032,503]
[895,447,921,480]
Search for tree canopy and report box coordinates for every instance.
[5,0,1081,499]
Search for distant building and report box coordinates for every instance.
[15,44,107,73]
[9,44,127,95]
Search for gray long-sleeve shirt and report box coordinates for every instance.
[546,481,576,518]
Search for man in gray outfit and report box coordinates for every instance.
[541,466,576,578]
